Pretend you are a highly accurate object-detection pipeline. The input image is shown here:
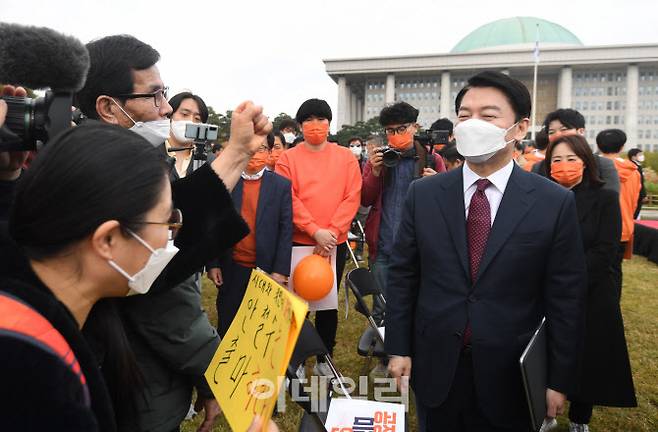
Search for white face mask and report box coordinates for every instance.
[170,120,194,143]
[350,145,363,157]
[454,118,518,163]
[111,98,171,147]
[108,230,179,296]
[637,154,645,163]
[283,132,296,144]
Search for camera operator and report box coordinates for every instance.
[74,34,271,432]
[0,85,29,220]
[166,91,209,180]
[428,117,454,153]
[362,102,446,326]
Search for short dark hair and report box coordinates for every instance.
[348,136,363,145]
[596,129,627,154]
[455,71,531,121]
[379,102,419,126]
[438,143,464,164]
[543,108,586,131]
[278,119,298,132]
[295,99,332,124]
[274,131,287,148]
[266,133,275,149]
[10,123,168,259]
[76,35,160,120]
[534,129,549,151]
[211,143,222,153]
[168,92,209,123]
[430,117,454,134]
[546,133,603,187]
[627,148,643,159]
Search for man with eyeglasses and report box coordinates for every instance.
[76,35,271,432]
[362,102,446,326]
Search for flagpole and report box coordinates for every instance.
[531,24,539,140]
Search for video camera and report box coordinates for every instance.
[0,23,91,152]
[0,91,74,151]
[414,129,450,147]
[168,122,219,173]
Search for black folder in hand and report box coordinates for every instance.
[519,317,547,431]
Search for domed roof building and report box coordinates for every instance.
[450,17,582,53]
[325,17,658,151]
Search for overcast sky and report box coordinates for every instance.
[2,0,657,129]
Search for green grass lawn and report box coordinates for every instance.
[183,256,658,431]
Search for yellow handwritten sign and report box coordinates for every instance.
[205,269,308,431]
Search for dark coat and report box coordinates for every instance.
[385,164,587,429]
[0,245,113,432]
[209,170,293,276]
[570,180,637,407]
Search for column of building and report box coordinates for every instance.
[557,66,573,109]
[440,71,451,118]
[625,64,639,148]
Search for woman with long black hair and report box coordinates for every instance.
[546,134,636,432]
[0,119,278,431]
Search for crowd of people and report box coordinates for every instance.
[0,32,647,432]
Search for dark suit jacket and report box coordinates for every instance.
[208,170,293,276]
[385,163,587,428]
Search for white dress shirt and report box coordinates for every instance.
[463,160,515,225]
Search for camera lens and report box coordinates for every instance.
[1,95,48,150]
[382,149,400,168]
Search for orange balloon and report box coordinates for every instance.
[292,254,334,301]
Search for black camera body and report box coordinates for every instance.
[414,129,450,147]
[377,146,402,168]
[0,91,74,151]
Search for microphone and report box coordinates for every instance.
[0,22,90,91]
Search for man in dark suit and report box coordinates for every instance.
[385,71,587,432]
[207,133,293,336]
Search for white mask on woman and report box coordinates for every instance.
[108,230,179,296]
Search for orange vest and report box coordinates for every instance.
[0,291,90,405]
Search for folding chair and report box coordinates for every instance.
[287,319,351,432]
[345,268,387,375]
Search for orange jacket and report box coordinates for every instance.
[275,143,362,245]
[610,157,641,248]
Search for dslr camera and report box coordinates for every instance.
[376,146,403,168]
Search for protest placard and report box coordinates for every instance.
[325,398,406,432]
[205,269,308,431]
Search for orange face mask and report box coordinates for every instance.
[302,122,329,146]
[267,148,283,168]
[551,160,584,188]
[387,131,413,150]
[246,151,269,173]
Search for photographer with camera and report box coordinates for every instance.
[72,34,272,432]
[362,102,446,325]
[166,91,210,180]
[0,85,29,220]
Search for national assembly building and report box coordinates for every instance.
[324,17,658,150]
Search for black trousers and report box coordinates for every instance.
[314,242,348,359]
[215,260,253,338]
[416,350,531,432]
[569,401,593,424]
